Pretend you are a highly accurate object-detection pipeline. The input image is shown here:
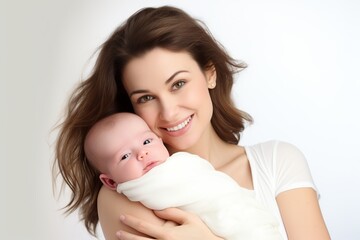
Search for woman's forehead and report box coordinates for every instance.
[122,48,196,85]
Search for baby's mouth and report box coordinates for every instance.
[144,161,159,172]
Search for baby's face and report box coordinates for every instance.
[87,114,170,184]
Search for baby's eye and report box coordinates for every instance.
[172,80,185,90]
[121,153,130,160]
[143,138,153,145]
[137,95,154,104]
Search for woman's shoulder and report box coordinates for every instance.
[98,186,166,240]
[245,140,316,195]
[244,140,310,181]
[245,140,305,163]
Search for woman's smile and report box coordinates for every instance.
[160,114,194,138]
[164,115,193,132]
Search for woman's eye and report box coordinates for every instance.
[121,153,130,160]
[137,95,154,104]
[143,138,153,145]
[172,80,185,90]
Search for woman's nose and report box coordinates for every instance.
[159,98,178,121]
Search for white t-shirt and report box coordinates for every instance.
[245,140,318,239]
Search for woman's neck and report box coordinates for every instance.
[168,126,241,169]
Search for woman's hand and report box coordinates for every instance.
[116,208,223,240]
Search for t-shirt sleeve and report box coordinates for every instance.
[274,141,318,196]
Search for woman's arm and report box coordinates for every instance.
[277,188,331,240]
[98,185,223,240]
[117,208,223,240]
[98,186,167,240]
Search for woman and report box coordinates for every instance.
[54,6,330,240]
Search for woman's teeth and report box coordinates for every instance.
[166,116,192,132]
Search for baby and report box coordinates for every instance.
[84,112,282,240]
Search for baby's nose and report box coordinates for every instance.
[137,150,149,160]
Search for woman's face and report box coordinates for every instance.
[122,48,216,152]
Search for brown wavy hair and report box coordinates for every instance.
[53,6,252,236]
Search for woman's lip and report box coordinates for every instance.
[162,115,193,132]
[160,115,193,137]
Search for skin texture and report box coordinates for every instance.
[97,48,330,240]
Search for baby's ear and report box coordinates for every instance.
[99,174,117,190]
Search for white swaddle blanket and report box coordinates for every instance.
[117,152,282,240]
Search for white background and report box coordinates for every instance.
[2,0,360,239]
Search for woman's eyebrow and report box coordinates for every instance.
[165,70,188,84]
[129,70,189,97]
[129,89,149,98]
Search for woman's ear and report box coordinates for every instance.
[205,64,217,89]
[99,174,117,190]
